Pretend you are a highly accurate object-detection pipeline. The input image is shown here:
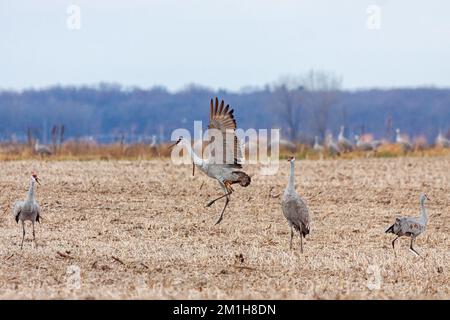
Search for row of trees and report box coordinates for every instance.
[0,71,449,143]
[272,71,343,141]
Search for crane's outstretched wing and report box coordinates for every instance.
[207,97,242,167]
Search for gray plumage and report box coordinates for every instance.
[338,126,353,152]
[354,135,374,151]
[13,173,41,249]
[326,133,341,156]
[34,139,53,156]
[435,131,450,148]
[313,136,324,152]
[395,128,413,152]
[171,98,250,225]
[354,135,382,151]
[281,156,310,253]
[385,193,430,256]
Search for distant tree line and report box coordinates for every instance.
[0,80,449,144]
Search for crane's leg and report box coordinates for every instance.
[214,195,229,225]
[409,237,420,257]
[20,221,25,249]
[206,192,231,207]
[32,221,37,249]
[300,233,304,254]
[290,227,293,250]
[391,236,399,257]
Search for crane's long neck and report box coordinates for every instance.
[287,161,295,191]
[184,142,204,167]
[420,198,428,224]
[27,179,35,201]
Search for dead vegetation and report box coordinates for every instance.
[0,141,449,161]
[0,157,449,299]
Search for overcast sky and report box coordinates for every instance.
[1,0,450,91]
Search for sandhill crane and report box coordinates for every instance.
[435,130,450,148]
[325,133,340,156]
[313,136,324,152]
[276,139,297,153]
[395,128,412,152]
[149,134,160,156]
[371,139,383,150]
[150,135,157,148]
[354,134,373,151]
[281,156,310,253]
[13,172,42,249]
[34,139,53,156]
[385,193,430,257]
[170,97,251,225]
[354,134,382,151]
[338,126,353,152]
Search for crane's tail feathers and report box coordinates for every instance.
[385,224,395,234]
[232,171,251,187]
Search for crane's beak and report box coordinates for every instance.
[425,194,431,201]
[169,138,182,150]
[35,177,41,185]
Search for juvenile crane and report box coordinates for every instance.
[13,172,42,249]
[281,156,310,253]
[171,98,251,225]
[385,193,430,256]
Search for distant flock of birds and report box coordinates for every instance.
[31,125,450,159]
[14,98,435,257]
[312,126,450,156]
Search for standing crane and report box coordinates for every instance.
[13,172,42,249]
[313,136,324,152]
[281,156,310,253]
[435,130,450,148]
[385,193,430,256]
[338,126,353,152]
[354,134,383,151]
[395,128,412,152]
[354,134,374,151]
[34,139,53,156]
[170,97,251,225]
[325,133,341,156]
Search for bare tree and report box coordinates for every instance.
[272,76,304,141]
[51,125,59,152]
[273,71,342,141]
[302,70,342,140]
[60,125,65,145]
